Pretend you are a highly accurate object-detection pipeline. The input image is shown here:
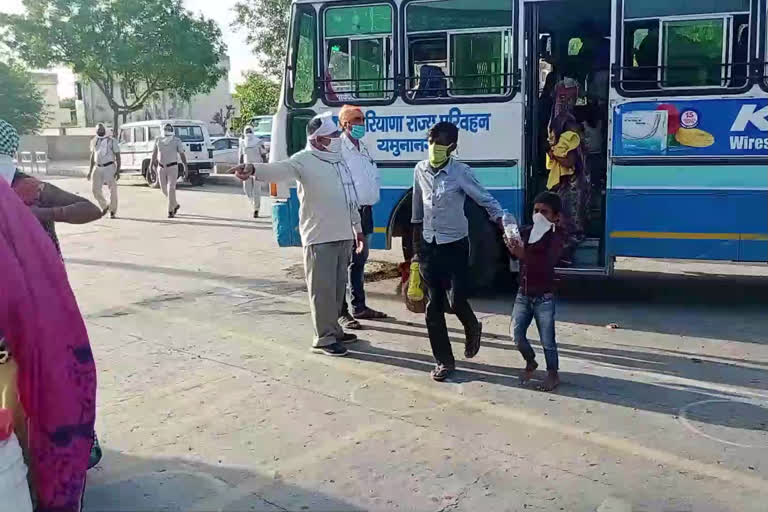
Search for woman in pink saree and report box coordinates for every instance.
[0,178,97,511]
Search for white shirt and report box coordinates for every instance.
[341,133,380,207]
[154,136,185,165]
[250,149,362,246]
[240,134,266,164]
[90,136,120,166]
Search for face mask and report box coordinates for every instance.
[428,143,451,168]
[325,137,342,153]
[528,212,555,244]
[350,124,365,139]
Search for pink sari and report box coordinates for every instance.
[0,180,96,511]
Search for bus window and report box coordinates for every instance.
[322,4,393,101]
[288,6,316,106]
[405,0,514,99]
[620,0,752,92]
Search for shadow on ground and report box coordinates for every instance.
[346,339,768,432]
[85,449,362,512]
[370,269,768,346]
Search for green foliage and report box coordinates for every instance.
[1,0,227,129]
[233,71,279,133]
[232,0,291,78]
[0,60,47,134]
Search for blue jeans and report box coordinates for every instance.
[341,234,370,316]
[511,292,559,371]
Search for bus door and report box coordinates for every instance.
[523,0,612,274]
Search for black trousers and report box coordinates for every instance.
[419,237,478,367]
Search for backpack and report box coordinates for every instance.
[93,137,115,166]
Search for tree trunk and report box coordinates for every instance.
[112,109,120,137]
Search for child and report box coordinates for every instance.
[505,191,565,391]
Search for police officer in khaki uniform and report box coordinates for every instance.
[151,123,188,218]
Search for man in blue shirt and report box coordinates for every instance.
[412,122,504,381]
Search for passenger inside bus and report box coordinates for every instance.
[529,3,612,267]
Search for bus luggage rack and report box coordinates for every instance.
[611,61,755,90]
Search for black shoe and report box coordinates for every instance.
[431,363,455,382]
[168,211,175,218]
[174,204,181,214]
[109,212,117,219]
[464,322,482,359]
[338,314,362,330]
[312,342,349,357]
[253,210,259,218]
[337,332,358,344]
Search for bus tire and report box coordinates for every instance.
[188,172,204,186]
[465,199,508,293]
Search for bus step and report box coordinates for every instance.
[573,237,601,267]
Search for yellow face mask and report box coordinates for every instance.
[428,143,451,168]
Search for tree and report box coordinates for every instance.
[212,105,236,134]
[1,0,227,131]
[0,60,47,134]
[233,0,291,79]
[233,72,280,133]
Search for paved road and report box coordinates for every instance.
[41,177,768,511]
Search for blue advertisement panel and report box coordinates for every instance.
[613,98,768,157]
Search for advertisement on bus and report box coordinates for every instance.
[614,98,768,157]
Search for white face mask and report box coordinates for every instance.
[528,212,555,244]
[0,157,15,185]
[325,137,342,154]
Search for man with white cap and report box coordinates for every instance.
[151,123,188,218]
[239,126,267,218]
[229,112,364,357]
[87,123,121,218]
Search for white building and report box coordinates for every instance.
[31,72,75,129]
[75,57,233,136]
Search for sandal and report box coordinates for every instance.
[353,308,388,320]
[338,314,362,330]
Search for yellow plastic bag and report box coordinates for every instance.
[405,262,426,313]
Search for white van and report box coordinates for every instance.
[117,119,214,186]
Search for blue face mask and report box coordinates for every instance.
[350,124,366,140]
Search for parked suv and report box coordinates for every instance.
[118,119,214,186]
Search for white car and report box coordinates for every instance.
[210,136,240,173]
[118,119,214,186]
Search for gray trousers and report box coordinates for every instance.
[304,240,354,347]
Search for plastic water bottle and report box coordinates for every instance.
[502,211,522,245]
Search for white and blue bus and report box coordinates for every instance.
[268,0,768,288]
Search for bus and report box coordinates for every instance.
[268,0,768,288]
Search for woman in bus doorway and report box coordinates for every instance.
[546,80,589,262]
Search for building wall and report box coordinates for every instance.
[18,135,92,161]
[31,72,75,128]
[75,57,233,135]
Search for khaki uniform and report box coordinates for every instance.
[154,135,185,212]
[240,134,267,214]
[90,136,120,214]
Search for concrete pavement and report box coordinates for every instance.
[40,177,768,511]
